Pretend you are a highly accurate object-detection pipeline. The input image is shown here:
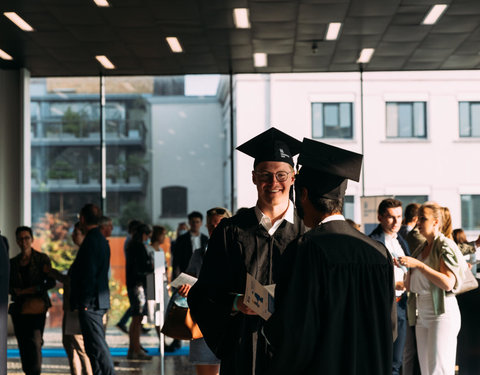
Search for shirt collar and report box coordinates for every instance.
[319,214,345,225]
[255,200,295,225]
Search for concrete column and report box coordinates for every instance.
[0,69,29,249]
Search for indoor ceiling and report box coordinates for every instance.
[1,0,480,77]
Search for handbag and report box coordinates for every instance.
[20,296,47,315]
[161,293,203,340]
[454,249,479,295]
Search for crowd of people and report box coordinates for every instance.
[3,127,480,375]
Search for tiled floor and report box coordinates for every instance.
[7,327,196,375]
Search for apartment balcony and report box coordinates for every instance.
[31,119,147,148]
[31,176,145,193]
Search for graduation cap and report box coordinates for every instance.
[296,138,363,199]
[236,127,302,168]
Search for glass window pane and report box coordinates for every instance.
[413,102,426,137]
[471,104,480,137]
[343,195,355,220]
[312,103,323,138]
[324,104,339,127]
[339,103,351,129]
[394,195,428,209]
[398,103,413,137]
[386,103,398,137]
[459,102,470,137]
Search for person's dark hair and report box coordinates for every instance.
[127,219,142,235]
[453,228,468,244]
[378,198,402,216]
[151,225,166,243]
[404,203,420,223]
[16,226,33,238]
[188,211,203,221]
[74,221,86,235]
[99,216,112,227]
[295,172,344,215]
[80,203,102,225]
[132,223,151,242]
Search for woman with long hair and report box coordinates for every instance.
[398,203,462,375]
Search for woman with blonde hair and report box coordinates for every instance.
[398,202,461,375]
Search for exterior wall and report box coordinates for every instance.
[234,71,480,237]
[149,96,225,233]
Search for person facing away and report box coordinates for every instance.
[171,211,208,280]
[263,138,395,375]
[69,204,115,375]
[369,198,410,375]
[188,127,305,375]
[48,222,93,375]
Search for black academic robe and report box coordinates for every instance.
[264,219,395,375]
[188,207,304,375]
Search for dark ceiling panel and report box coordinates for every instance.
[1,0,480,76]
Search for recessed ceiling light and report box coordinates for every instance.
[253,53,267,68]
[0,49,13,60]
[422,4,448,25]
[356,48,375,64]
[166,37,183,53]
[3,12,34,32]
[93,0,110,7]
[325,22,342,41]
[95,55,115,69]
[233,8,250,29]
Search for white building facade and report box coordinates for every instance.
[233,71,480,237]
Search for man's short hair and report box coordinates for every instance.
[99,216,112,227]
[16,226,33,238]
[188,211,203,221]
[378,198,402,216]
[404,203,420,223]
[80,204,102,225]
[295,177,344,215]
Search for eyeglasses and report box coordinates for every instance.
[254,170,292,182]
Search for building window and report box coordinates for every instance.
[461,195,480,230]
[459,102,480,137]
[312,102,353,139]
[386,102,426,138]
[343,195,355,220]
[394,195,428,209]
[162,186,187,218]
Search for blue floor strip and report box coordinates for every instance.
[7,346,189,358]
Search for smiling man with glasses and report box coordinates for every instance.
[188,127,305,375]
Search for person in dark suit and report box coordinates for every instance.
[264,138,395,375]
[171,211,208,280]
[0,230,9,375]
[70,204,115,375]
[369,198,411,375]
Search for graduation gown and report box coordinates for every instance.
[188,207,304,375]
[264,220,395,375]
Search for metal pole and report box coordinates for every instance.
[229,71,235,213]
[100,73,107,211]
[359,64,366,197]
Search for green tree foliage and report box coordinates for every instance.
[34,213,76,271]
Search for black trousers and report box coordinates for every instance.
[78,309,115,375]
[11,313,46,375]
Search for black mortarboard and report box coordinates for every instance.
[296,138,363,199]
[236,127,302,168]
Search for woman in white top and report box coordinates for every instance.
[398,202,461,375]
